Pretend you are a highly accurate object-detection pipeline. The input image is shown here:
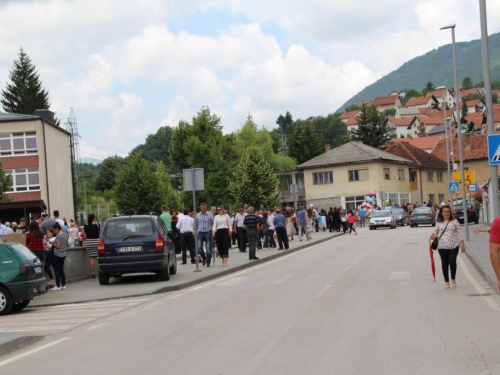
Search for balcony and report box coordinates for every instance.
[410,181,419,191]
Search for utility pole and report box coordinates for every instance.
[479,0,500,220]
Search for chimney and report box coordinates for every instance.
[325,144,331,152]
[34,109,55,124]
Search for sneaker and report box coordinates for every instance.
[61,286,67,290]
[51,286,61,291]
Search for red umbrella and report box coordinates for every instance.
[429,244,436,282]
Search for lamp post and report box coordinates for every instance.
[479,0,500,221]
[440,24,469,240]
[443,102,453,206]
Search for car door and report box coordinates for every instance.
[0,244,20,283]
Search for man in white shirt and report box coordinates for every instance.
[0,220,12,236]
[267,209,277,248]
[177,209,196,264]
[234,207,247,252]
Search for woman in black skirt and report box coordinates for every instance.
[84,213,101,279]
[212,206,231,267]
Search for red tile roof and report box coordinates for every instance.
[418,106,440,114]
[431,133,488,161]
[465,113,485,126]
[460,88,479,98]
[388,136,440,151]
[346,115,358,126]
[340,110,359,120]
[373,95,399,106]
[426,89,447,99]
[417,114,445,126]
[466,99,482,107]
[386,142,447,169]
[387,116,415,127]
[406,96,429,106]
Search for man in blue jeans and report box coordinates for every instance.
[194,203,214,267]
[296,207,310,241]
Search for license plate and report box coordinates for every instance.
[459,216,464,220]
[119,246,142,253]
[34,266,42,274]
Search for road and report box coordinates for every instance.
[1,225,500,375]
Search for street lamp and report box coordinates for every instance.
[440,23,469,240]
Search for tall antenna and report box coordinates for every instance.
[66,108,81,192]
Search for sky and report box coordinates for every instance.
[0,0,500,160]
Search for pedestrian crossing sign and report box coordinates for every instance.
[488,134,500,165]
[449,181,459,193]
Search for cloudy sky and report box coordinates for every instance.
[0,0,499,160]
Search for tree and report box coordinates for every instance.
[131,126,174,169]
[384,108,397,117]
[310,114,349,148]
[156,161,180,210]
[462,76,474,90]
[1,48,58,124]
[94,155,126,192]
[344,104,360,112]
[422,81,436,96]
[114,153,161,214]
[0,161,11,201]
[461,97,469,116]
[288,120,324,164]
[352,104,393,149]
[230,147,280,209]
[404,89,423,102]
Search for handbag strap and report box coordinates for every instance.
[438,221,450,240]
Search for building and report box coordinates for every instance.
[372,95,402,112]
[297,142,414,210]
[388,136,441,153]
[406,95,439,109]
[396,106,420,118]
[426,89,455,108]
[275,170,306,208]
[385,116,418,139]
[386,142,448,205]
[340,110,360,134]
[0,110,75,222]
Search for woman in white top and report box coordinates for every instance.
[430,205,465,289]
[212,206,231,267]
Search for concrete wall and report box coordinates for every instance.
[57,246,92,283]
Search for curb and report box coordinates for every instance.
[0,336,45,358]
[464,249,500,295]
[31,233,344,307]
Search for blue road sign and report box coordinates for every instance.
[449,181,460,193]
[468,183,478,192]
[488,134,500,165]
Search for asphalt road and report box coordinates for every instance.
[1,225,500,375]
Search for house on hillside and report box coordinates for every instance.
[340,110,360,134]
[417,112,448,136]
[406,94,439,109]
[385,116,418,138]
[388,137,441,154]
[426,89,454,108]
[297,141,414,209]
[465,99,485,113]
[459,87,482,98]
[372,95,402,112]
[396,106,420,118]
[386,142,448,205]
[418,104,441,114]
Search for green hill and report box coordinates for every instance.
[339,31,500,111]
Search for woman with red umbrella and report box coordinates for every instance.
[429,205,466,289]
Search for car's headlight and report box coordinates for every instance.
[387,218,393,222]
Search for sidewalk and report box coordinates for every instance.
[31,231,343,307]
[466,231,499,294]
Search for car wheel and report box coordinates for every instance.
[431,223,436,227]
[11,299,30,312]
[158,265,170,281]
[475,219,479,225]
[169,256,177,275]
[0,286,13,316]
[415,224,418,227]
[98,270,110,285]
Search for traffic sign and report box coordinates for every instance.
[453,170,476,195]
[468,183,478,192]
[488,134,500,165]
[449,181,459,193]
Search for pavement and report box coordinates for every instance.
[466,229,499,294]
[2,225,500,374]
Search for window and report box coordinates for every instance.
[438,194,444,203]
[437,172,443,183]
[398,169,404,181]
[427,171,434,182]
[313,171,333,185]
[348,169,369,182]
[384,168,390,180]
[382,192,411,206]
[429,194,435,203]
[5,168,40,192]
[345,196,367,210]
[409,171,417,183]
[0,132,37,156]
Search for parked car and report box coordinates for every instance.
[0,243,47,315]
[453,203,479,224]
[410,207,436,227]
[97,215,177,285]
[391,208,409,226]
[369,210,396,230]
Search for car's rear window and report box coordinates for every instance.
[9,244,37,262]
[391,209,404,214]
[414,208,432,214]
[372,211,390,217]
[453,204,471,211]
[104,218,155,239]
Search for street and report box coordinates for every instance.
[1,225,500,375]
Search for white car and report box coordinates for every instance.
[369,210,396,230]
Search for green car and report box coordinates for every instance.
[0,242,48,315]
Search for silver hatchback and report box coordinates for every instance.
[369,210,397,230]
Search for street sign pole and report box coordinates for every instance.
[184,168,205,273]
[191,171,200,273]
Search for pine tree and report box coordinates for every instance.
[114,153,161,214]
[352,105,393,149]
[462,76,474,90]
[0,161,11,202]
[288,120,324,164]
[461,98,469,117]
[1,48,55,118]
[422,81,436,96]
[230,147,280,209]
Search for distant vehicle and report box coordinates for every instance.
[369,210,396,230]
[391,208,409,226]
[453,203,479,224]
[97,215,177,285]
[0,243,47,315]
[410,207,436,227]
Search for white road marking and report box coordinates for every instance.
[0,337,71,368]
[275,275,293,285]
[85,323,107,331]
[388,271,412,281]
[188,240,334,292]
[314,285,332,299]
[344,238,390,272]
[169,294,182,299]
[217,277,248,286]
[458,257,500,312]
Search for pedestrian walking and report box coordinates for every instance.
[286,210,295,241]
[429,205,465,289]
[84,214,100,279]
[274,207,289,250]
[160,205,172,232]
[267,209,277,248]
[327,207,334,232]
[212,206,231,266]
[178,209,196,264]
[244,207,261,260]
[341,210,348,233]
[195,203,213,267]
[359,207,366,227]
[348,210,357,235]
[296,207,310,241]
[333,207,341,232]
[235,207,247,253]
[51,223,67,290]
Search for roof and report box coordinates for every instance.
[465,112,485,126]
[427,124,447,135]
[386,142,447,169]
[340,110,359,120]
[397,107,420,117]
[426,89,449,99]
[465,99,483,107]
[431,133,487,161]
[386,116,416,127]
[417,113,445,126]
[460,88,479,97]
[373,95,399,107]
[389,136,441,151]
[406,96,429,106]
[297,141,412,169]
[0,112,70,136]
[418,106,440,114]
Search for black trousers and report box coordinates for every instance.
[216,228,230,258]
[349,223,356,233]
[247,228,258,259]
[438,247,459,282]
[276,226,289,249]
[180,232,196,263]
[237,227,247,251]
[53,256,66,287]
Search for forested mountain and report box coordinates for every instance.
[339,32,500,111]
